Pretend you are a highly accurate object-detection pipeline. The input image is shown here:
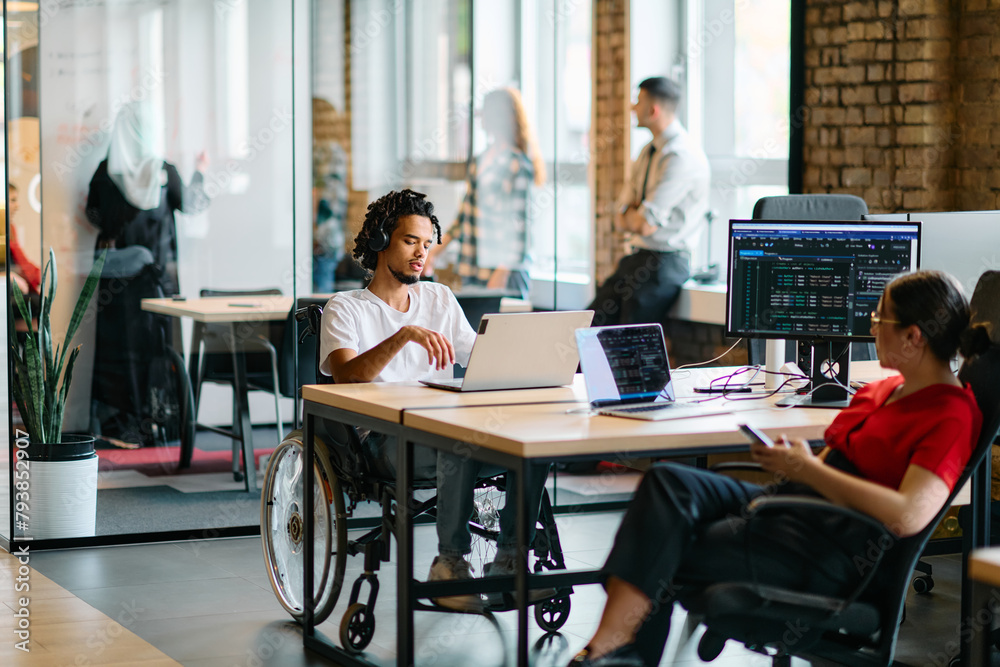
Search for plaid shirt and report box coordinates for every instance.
[446,147,534,284]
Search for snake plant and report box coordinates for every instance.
[9,249,106,451]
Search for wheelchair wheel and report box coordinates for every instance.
[261,431,346,624]
[467,482,503,573]
[340,602,376,654]
[534,594,571,632]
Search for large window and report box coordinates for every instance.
[349,0,593,308]
[632,0,792,278]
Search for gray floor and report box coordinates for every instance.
[27,512,972,666]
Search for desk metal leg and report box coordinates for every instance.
[515,458,529,667]
[970,580,995,667]
[228,324,256,492]
[961,454,992,666]
[181,323,205,469]
[397,434,415,666]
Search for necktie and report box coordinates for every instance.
[637,143,658,206]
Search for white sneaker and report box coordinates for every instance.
[428,555,483,613]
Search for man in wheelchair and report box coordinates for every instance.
[318,188,550,612]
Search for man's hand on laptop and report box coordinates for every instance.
[400,325,455,370]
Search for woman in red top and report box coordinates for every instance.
[569,270,985,667]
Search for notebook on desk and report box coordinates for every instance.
[421,310,594,392]
[575,324,733,421]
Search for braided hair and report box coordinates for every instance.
[352,189,442,273]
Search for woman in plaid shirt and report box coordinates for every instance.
[426,88,545,298]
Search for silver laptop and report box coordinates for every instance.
[576,324,732,421]
[421,310,594,392]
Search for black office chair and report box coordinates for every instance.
[676,271,1000,667]
[455,293,504,330]
[748,194,873,366]
[181,293,325,470]
[187,287,283,476]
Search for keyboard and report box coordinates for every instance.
[607,403,674,413]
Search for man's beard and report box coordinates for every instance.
[390,266,419,285]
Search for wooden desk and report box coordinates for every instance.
[300,364,894,667]
[301,375,589,424]
[968,548,1000,664]
[141,295,294,323]
[140,296,294,491]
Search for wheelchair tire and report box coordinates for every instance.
[340,602,375,654]
[261,431,346,625]
[534,594,571,632]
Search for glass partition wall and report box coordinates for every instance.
[3,0,592,547]
[3,0,304,547]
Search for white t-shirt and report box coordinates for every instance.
[319,281,477,382]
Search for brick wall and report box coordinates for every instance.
[340,0,370,255]
[803,0,1000,212]
[592,0,631,285]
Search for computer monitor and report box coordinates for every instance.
[726,219,921,406]
[865,210,1000,298]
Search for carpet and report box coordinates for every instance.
[96,486,261,535]
[96,446,275,477]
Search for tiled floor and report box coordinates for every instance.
[9,511,982,666]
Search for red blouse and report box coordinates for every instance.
[825,375,982,491]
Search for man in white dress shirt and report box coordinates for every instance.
[589,77,711,326]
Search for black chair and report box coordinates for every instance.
[455,293,504,330]
[676,271,1000,667]
[748,194,873,366]
[187,287,283,476]
[181,293,325,470]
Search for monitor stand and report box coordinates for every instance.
[775,340,852,409]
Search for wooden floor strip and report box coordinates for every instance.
[0,550,181,666]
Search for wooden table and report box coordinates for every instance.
[141,295,294,490]
[968,548,1000,665]
[300,363,896,666]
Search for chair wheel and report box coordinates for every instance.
[340,602,375,654]
[912,575,934,594]
[234,471,244,482]
[534,594,571,632]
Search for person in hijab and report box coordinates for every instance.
[85,101,209,295]
[86,102,210,447]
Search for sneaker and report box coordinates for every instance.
[485,552,557,605]
[567,643,644,666]
[427,555,483,613]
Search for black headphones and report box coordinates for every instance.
[367,190,423,253]
[367,216,392,253]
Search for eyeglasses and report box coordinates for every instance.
[870,311,901,326]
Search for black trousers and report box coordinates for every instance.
[604,463,868,666]
[588,249,690,326]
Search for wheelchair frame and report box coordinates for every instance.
[260,303,573,655]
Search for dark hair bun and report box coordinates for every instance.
[959,324,994,359]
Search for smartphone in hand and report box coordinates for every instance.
[737,423,774,448]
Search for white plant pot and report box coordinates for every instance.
[22,455,98,540]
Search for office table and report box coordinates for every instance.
[968,547,1000,665]
[142,295,293,490]
[300,364,899,666]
